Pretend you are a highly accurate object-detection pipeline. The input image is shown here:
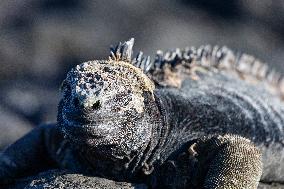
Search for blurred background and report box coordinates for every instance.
[0,0,284,150]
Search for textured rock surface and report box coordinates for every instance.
[6,169,147,189]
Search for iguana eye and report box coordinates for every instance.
[73,96,101,111]
[92,100,101,110]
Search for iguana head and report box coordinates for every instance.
[57,39,159,162]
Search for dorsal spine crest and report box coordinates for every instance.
[109,38,153,73]
[152,45,284,98]
[109,38,134,62]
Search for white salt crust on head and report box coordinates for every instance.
[66,60,155,113]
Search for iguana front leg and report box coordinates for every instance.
[0,124,62,184]
[189,134,263,189]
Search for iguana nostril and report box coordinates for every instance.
[92,100,101,110]
[74,98,101,111]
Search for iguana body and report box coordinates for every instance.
[0,39,283,188]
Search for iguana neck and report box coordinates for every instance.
[133,92,171,174]
[147,89,195,165]
[117,92,169,180]
[128,90,189,179]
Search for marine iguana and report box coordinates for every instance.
[0,38,283,188]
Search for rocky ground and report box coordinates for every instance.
[4,170,283,189]
[0,0,283,149]
[5,170,147,189]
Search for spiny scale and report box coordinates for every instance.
[109,38,153,72]
[132,51,151,73]
[154,45,284,97]
[109,38,134,62]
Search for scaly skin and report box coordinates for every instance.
[158,135,262,189]
[0,39,283,188]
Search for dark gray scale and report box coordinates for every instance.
[179,71,284,145]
